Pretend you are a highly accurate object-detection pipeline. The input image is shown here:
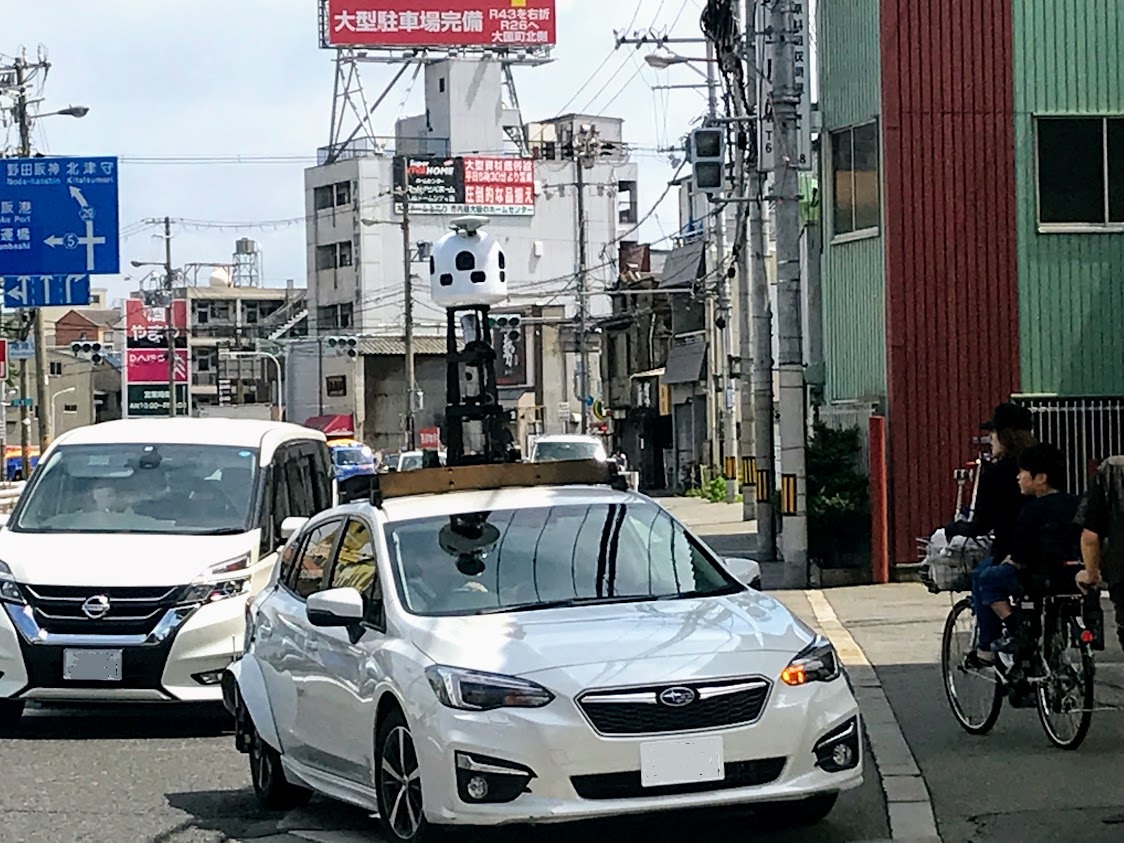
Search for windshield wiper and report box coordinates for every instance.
[473,595,657,615]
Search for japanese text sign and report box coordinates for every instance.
[322,0,557,49]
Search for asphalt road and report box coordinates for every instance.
[0,589,891,842]
[828,583,1124,843]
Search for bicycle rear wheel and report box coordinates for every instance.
[942,597,1003,734]
[1036,610,1095,750]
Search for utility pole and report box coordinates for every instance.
[573,124,600,434]
[10,58,53,457]
[769,0,809,588]
[401,167,416,450]
[163,216,177,418]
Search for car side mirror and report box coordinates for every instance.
[307,587,365,629]
[279,516,309,543]
[724,557,762,590]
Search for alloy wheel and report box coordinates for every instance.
[379,724,424,839]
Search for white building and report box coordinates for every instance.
[297,56,640,449]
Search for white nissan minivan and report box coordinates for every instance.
[0,418,334,728]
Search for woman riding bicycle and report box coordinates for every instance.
[944,402,1036,663]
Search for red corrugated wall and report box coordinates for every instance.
[880,0,1020,563]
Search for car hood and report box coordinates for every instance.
[405,591,815,684]
[0,529,255,586]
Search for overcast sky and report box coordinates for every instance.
[3,0,732,304]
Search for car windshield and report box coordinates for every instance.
[384,502,739,617]
[534,440,602,462]
[398,453,422,471]
[383,454,400,470]
[12,443,260,535]
[333,447,371,466]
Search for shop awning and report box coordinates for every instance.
[631,367,666,379]
[304,414,355,437]
[658,239,706,289]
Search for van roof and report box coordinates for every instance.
[52,418,326,450]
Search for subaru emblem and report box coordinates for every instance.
[658,686,696,707]
[81,594,111,620]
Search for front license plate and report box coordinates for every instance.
[640,736,724,788]
[63,649,123,682]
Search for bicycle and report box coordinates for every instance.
[940,562,1099,750]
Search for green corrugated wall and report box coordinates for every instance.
[1014,0,1124,394]
[819,0,887,403]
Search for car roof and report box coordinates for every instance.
[376,484,646,524]
[50,418,326,457]
[533,435,604,444]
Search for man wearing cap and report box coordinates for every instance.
[1075,456,1124,651]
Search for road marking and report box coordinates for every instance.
[806,589,942,842]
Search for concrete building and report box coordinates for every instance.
[300,57,640,448]
[2,348,104,455]
[819,0,1124,566]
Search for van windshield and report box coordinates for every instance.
[12,444,260,535]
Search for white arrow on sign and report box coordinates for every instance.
[69,185,89,208]
[44,235,64,248]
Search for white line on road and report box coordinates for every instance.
[806,590,942,843]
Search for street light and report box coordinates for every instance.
[35,105,89,119]
[49,386,76,438]
[644,52,711,78]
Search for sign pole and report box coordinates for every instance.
[14,60,38,469]
[402,164,416,450]
[164,216,177,418]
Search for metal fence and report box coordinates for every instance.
[1014,395,1124,495]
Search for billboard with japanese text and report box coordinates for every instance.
[322,0,557,49]
[393,155,534,216]
[124,298,191,417]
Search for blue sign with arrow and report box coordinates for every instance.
[1,274,91,308]
[0,156,120,276]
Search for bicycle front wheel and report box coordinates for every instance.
[942,597,1003,734]
[1037,613,1095,750]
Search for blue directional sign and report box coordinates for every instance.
[2,274,91,308]
[7,340,33,361]
[0,156,120,276]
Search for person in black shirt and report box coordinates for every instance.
[1075,456,1124,652]
[956,403,1037,659]
[975,444,1080,659]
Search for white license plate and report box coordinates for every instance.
[639,736,725,788]
[63,649,123,682]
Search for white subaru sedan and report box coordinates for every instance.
[223,466,862,842]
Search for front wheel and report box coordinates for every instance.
[0,699,24,733]
[1036,613,1095,750]
[941,597,1003,734]
[375,708,433,842]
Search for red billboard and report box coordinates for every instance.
[126,348,189,384]
[322,0,557,49]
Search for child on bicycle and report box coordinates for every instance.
[970,443,1081,664]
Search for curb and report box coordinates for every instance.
[805,590,942,842]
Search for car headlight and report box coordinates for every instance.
[0,560,25,606]
[182,554,252,604]
[425,665,554,712]
[780,635,841,686]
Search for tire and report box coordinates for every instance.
[942,597,1003,735]
[0,699,24,732]
[1036,613,1095,750]
[249,724,313,811]
[375,707,432,843]
[756,792,838,826]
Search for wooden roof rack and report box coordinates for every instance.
[337,459,628,507]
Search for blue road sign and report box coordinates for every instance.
[7,340,33,361]
[2,274,91,308]
[0,156,120,276]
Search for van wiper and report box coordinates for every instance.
[196,526,246,535]
[473,595,655,615]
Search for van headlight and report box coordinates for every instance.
[0,560,25,606]
[426,666,554,711]
[182,554,251,604]
[780,635,841,686]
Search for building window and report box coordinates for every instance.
[337,240,353,267]
[49,361,63,376]
[831,121,881,238]
[339,302,354,329]
[315,181,352,211]
[63,403,78,414]
[335,181,351,206]
[317,305,340,330]
[325,375,347,398]
[1037,117,1124,227]
[316,241,353,271]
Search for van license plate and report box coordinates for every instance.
[63,649,123,682]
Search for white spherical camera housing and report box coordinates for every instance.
[430,215,508,308]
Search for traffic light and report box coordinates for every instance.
[70,340,104,365]
[487,315,521,343]
[689,126,726,194]
[326,335,359,358]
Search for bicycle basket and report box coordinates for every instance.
[920,530,992,593]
